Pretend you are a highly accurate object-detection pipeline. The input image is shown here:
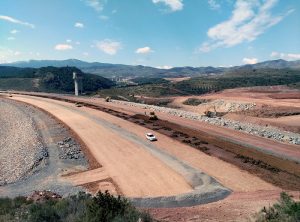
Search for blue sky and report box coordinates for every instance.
[0,0,299,67]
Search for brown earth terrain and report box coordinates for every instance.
[1,88,300,221]
[166,86,300,133]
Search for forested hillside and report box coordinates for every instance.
[0,66,115,93]
[98,68,300,99]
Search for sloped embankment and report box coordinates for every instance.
[0,99,47,185]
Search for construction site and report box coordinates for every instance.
[0,84,299,221]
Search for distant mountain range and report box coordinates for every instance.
[1,59,300,78]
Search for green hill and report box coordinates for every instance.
[98,68,300,99]
[0,66,115,93]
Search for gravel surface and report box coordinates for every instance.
[0,99,46,185]
[58,137,85,160]
[0,98,88,197]
[112,100,300,145]
[10,95,231,207]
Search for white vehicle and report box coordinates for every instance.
[146,133,157,141]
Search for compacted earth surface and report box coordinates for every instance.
[1,91,300,221]
[169,86,300,139]
[0,97,88,197]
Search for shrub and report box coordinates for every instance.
[0,191,154,222]
[255,192,300,222]
[149,115,158,120]
[183,98,210,106]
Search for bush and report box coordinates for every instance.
[183,98,210,106]
[255,192,300,222]
[0,191,154,222]
[149,115,158,120]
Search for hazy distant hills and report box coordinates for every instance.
[1,59,300,78]
[238,59,300,70]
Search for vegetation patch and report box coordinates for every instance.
[0,191,153,222]
[132,77,169,85]
[255,192,300,222]
[99,68,300,99]
[235,154,280,173]
[183,98,211,106]
[0,66,115,93]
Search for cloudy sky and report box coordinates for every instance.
[0,0,299,67]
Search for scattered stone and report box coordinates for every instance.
[27,190,62,203]
[57,137,84,160]
[112,100,300,145]
[0,99,47,185]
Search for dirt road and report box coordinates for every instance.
[12,95,194,198]
[11,94,278,192]
[59,95,300,163]
[5,93,294,219]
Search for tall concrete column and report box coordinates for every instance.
[73,72,79,96]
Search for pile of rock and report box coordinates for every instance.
[57,137,84,160]
[0,99,47,185]
[27,190,62,203]
[210,99,256,112]
[112,100,300,145]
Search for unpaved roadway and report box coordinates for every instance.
[11,95,193,198]
[7,93,293,220]
[11,95,278,193]
[58,95,300,163]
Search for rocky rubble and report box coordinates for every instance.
[210,99,256,112]
[57,137,84,159]
[27,190,62,203]
[0,99,47,185]
[112,100,300,145]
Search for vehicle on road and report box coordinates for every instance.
[146,133,157,141]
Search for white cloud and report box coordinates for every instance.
[156,65,173,69]
[74,22,84,28]
[0,15,35,28]
[0,47,23,63]
[270,51,300,60]
[83,52,89,56]
[199,0,292,52]
[152,0,183,12]
[96,39,122,55]
[54,44,73,50]
[99,15,109,20]
[7,36,15,41]
[270,51,279,57]
[135,46,153,54]
[75,41,80,45]
[85,0,105,12]
[66,39,72,43]
[208,0,221,10]
[10,29,19,34]
[243,57,258,64]
[29,52,40,57]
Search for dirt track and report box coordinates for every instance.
[4,92,299,220]
[63,95,300,163]
[11,94,279,189]
[148,190,300,222]
[11,95,195,198]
